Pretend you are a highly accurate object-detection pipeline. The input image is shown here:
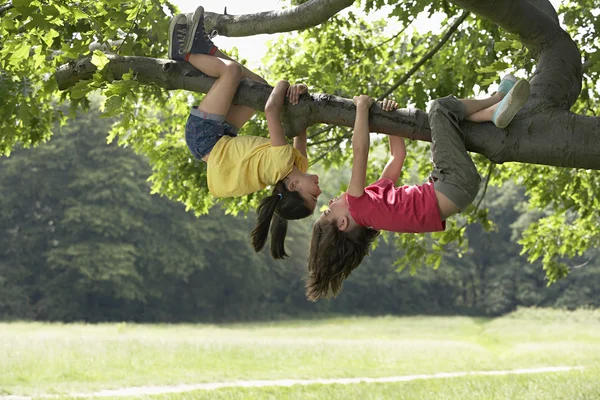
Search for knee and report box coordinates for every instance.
[429,97,453,116]
[223,61,243,80]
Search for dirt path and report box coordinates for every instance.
[2,366,585,399]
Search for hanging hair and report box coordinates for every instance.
[251,180,313,259]
[305,219,380,301]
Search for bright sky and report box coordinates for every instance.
[171,0,564,68]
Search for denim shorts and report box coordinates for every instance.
[185,107,239,161]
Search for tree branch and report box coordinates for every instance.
[55,55,600,170]
[309,132,349,166]
[202,0,354,37]
[0,1,12,15]
[378,10,469,100]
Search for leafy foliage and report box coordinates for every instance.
[1,109,600,321]
[1,0,600,286]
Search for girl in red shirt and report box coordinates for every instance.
[306,76,530,301]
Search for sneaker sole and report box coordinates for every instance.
[184,6,204,54]
[168,14,185,60]
[493,80,530,128]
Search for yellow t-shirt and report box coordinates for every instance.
[207,136,309,198]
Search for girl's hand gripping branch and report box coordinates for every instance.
[347,95,376,197]
[286,83,308,105]
[265,80,291,147]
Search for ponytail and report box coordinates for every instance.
[251,181,313,259]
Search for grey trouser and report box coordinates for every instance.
[428,96,481,211]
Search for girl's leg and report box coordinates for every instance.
[465,74,529,125]
[466,102,501,123]
[212,49,266,129]
[214,49,268,84]
[187,53,243,116]
[460,93,503,119]
[224,104,256,130]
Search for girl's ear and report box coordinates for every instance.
[337,216,349,232]
[287,179,299,191]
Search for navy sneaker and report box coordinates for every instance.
[168,13,188,61]
[184,6,217,55]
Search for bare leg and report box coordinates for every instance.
[212,50,264,129]
[187,53,243,116]
[214,49,267,84]
[460,93,504,118]
[466,103,501,123]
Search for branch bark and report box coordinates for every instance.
[55,55,600,170]
[0,1,12,15]
[202,0,354,37]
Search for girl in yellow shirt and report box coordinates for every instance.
[168,7,322,259]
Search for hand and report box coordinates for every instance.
[286,83,308,105]
[353,95,375,109]
[379,98,398,112]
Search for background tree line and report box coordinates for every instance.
[1,107,598,323]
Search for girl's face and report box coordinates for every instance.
[319,193,350,227]
[294,173,322,211]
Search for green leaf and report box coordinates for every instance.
[72,9,89,19]
[475,61,510,74]
[91,50,110,71]
[42,29,60,47]
[54,4,69,14]
[480,75,497,86]
[101,96,123,117]
[10,45,30,66]
[494,41,513,51]
[70,80,95,99]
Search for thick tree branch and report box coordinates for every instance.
[201,0,354,37]
[527,0,559,24]
[55,55,600,171]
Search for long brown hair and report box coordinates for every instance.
[306,219,380,301]
[251,180,313,259]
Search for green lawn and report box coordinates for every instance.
[1,308,599,399]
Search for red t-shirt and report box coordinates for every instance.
[346,178,445,233]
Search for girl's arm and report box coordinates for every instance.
[294,130,308,157]
[265,80,291,147]
[286,83,308,157]
[288,83,309,156]
[377,99,403,183]
[380,135,406,183]
[347,95,375,197]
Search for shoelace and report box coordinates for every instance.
[176,27,186,54]
[194,16,217,45]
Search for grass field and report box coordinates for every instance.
[1,308,599,399]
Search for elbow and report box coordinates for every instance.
[352,143,369,156]
[264,97,279,113]
[264,103,280,117]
